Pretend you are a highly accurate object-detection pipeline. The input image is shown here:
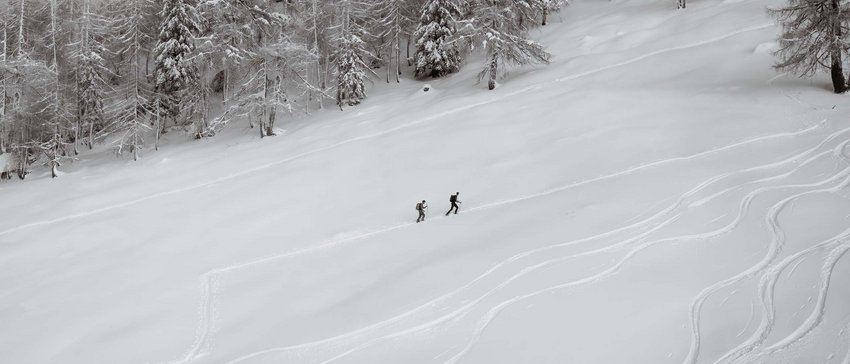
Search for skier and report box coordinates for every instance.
[446,192,461,215]
[416,200,428,223]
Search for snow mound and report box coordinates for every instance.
[753,41,778,54]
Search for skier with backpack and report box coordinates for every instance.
[416,200,428,223]
[446,192,461,215]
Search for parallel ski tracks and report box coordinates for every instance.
[166,123,849,364]
[0,20,826,364]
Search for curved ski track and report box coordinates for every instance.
[165,123,849,364]
[0,21,817,364]
[143,24,842,364]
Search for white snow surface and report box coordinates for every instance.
[2,0,850,363]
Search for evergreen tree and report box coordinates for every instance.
[770,0,849,93]
[152,0,200,132]
[467,0,550,90]
[335,1,372,109]
[413,0,464,78]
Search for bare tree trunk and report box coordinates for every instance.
[155,97,161,151]
[542,7,548,25]
[406,33,412,66]
[395,34,401,83]
[830,54,846,93]
[830,0,847,93]
[0,24,6,154]
[222,55,229,111]
[17,147,28,179]
[266,75,277,136]
[267,107,276,136]
[488,53,498,90]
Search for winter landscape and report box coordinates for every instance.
[2,0,850,363]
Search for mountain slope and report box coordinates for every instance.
[1,0,849,363]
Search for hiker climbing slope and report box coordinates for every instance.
[416,200,428,223]
[446,192,461,215]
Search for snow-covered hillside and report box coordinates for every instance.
[2,0,850,363]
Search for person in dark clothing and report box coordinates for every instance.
[416,200,428,223]
[446,192,461,215]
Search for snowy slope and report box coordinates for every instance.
[2,0,850,363]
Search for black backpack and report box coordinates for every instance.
[416,203,422,210]
[449,194,457,203]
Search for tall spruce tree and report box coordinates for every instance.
[152,0,200,133]
[335,0,372,109]
[770,0,849,93]
[413,0,464,78]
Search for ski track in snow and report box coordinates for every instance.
[843,320,850,364]
[34,21,771,363]
[748,234,850,362]
[0,21,805,364]
[735,301,756,339]
[180,124,849,364]
[687,140,850,364]
[439,144,850,364]
[709,175,850,364]
[0,22,774,241]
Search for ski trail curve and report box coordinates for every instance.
[749,235,850,361]
[712,171,850,364]
[441,166,850,364]
[164,121,826,364]
[843,319,850,364]
[282,137,849,364]
[217,123,839,364]
[687,143,850,364]
[187,123,841,364]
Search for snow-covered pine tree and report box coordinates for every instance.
[769,0,849,93]
[151,0,200,133]
[334,0,372,109]
[467,0,550,90]
[413,0,464,78]
[109,0,155,160]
